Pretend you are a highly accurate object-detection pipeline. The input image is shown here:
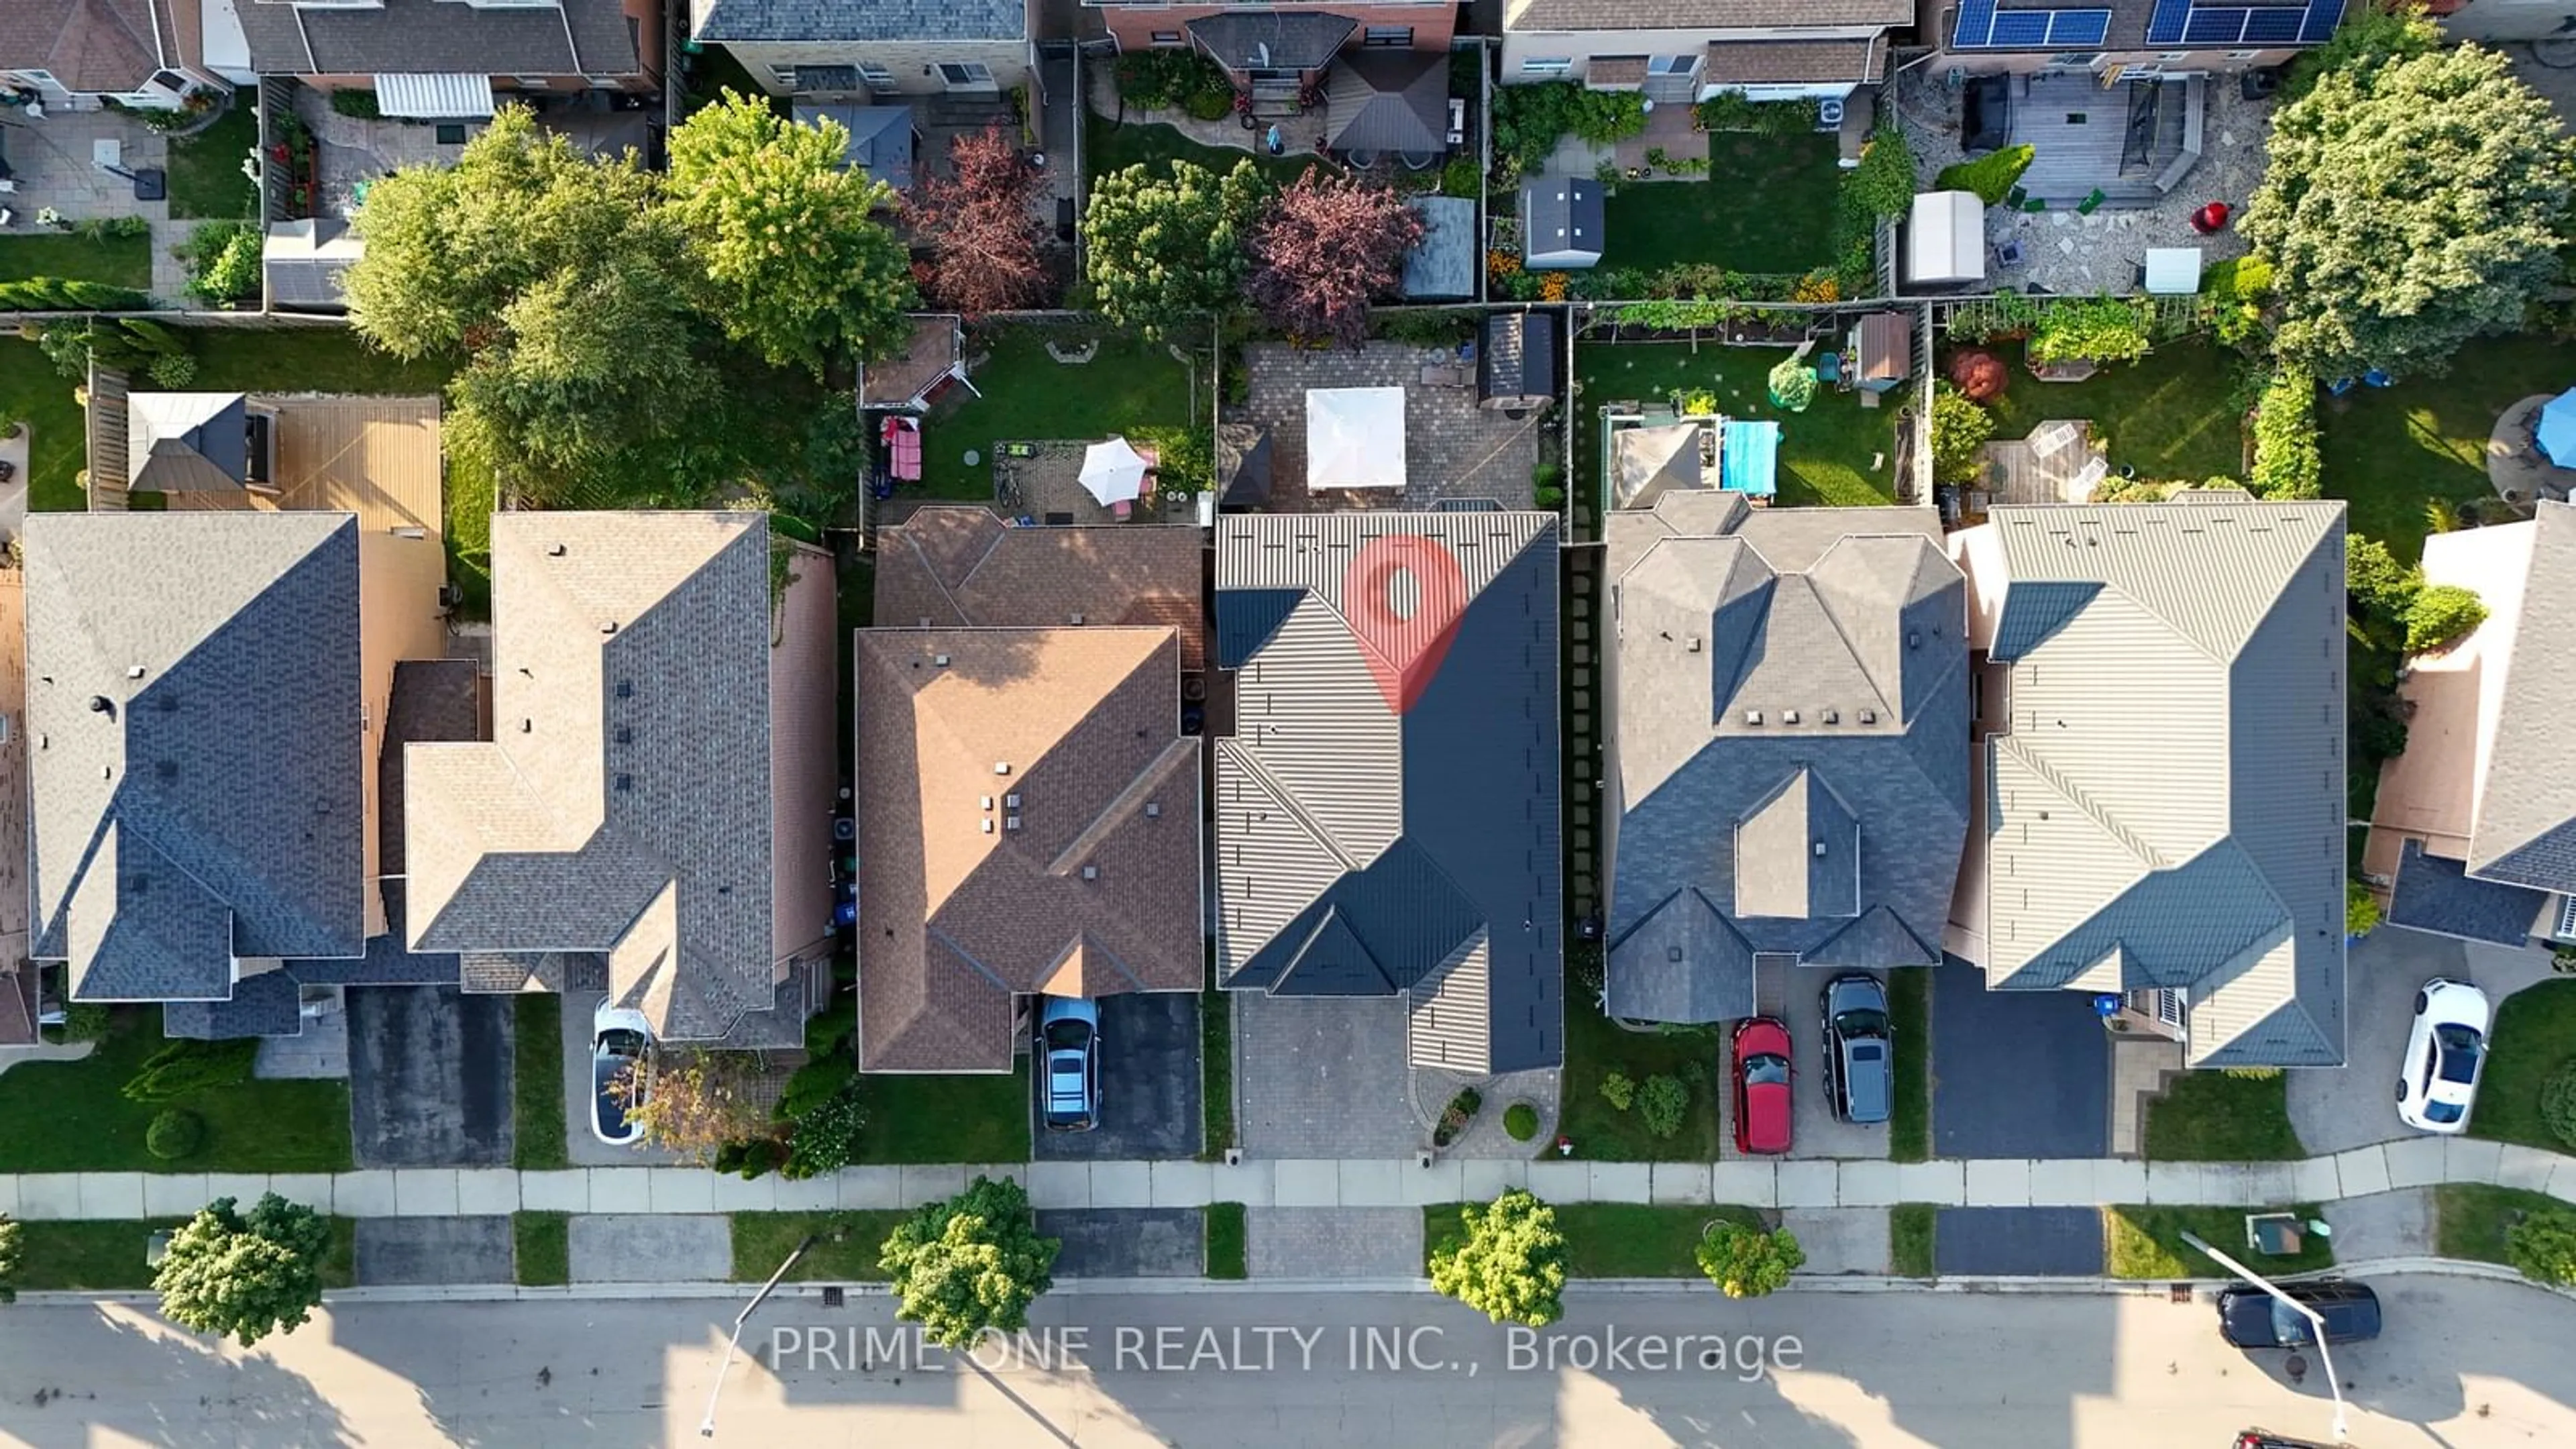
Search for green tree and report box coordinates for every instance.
[665,93,916,376]
[2347,879,2381,937]
[2347,535,2422,653]
[0,1214,20,1303]
[152,1194,334,1347]
[878,1176,1059,1348]
[2284,0,2442,102]
[1929,384,1994,485]
[2506,1206,2576,1286]
[1429,1189,1568,1328]
[2244,44,2576,379]
[1083,159,1271,339]
[2248,370,2321,500]
[1695,1220,1805,1299]
[2406,582,2489,653]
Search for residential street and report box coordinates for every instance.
[1,1278,2571,1446]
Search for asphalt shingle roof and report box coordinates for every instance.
[694,0,1022,43]
[2465,502,2576,891]
[236,0,639,77]
[0,0,168,96]
[2387,839,2545,948]
[873,506,1205,670]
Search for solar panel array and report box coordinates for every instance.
[1952,0,2115,48]
[1960,0,2339,49]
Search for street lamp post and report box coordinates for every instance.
[2178,1230,2349,1444]
[700,1233,816,1438]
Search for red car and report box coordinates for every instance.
[1731,1016,1794,1155]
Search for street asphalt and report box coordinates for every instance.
[1935,1206,2106,1276]
[1,1277,2569,1446]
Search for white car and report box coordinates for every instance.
[2396,977,2490,1135]
[591,1002,654,1146]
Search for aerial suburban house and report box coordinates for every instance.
[690,0,1032,99]
[228,0,660,120]
[405,512,839,1049]
[2367,501,2576,948]
[1945,493,2349,1069]
[1,0,223,110]
[1095,1,1457,96]
[1499,0,1906,103]
[1601,495,1970,1023]
[1211,513,1564,1075]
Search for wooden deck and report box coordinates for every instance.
[161,396,445,540]
[1974,419,2104,510]
[2008,73,2190,209]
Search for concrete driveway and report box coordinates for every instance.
[1034,991,1202,1161]
[1754,967,1890,1161]
[1934,1207,2104,1276]
[559,988,688,1168]
[347,985,514,1168]
[1931,959,2110,1160]
[2290,929,2558,1156]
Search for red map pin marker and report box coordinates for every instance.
[1342,533,1468,715]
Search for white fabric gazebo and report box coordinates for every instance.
[1079,436,1150,505]
[1304,386,1405,490]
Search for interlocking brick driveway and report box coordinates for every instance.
[1235,994,1421,1159]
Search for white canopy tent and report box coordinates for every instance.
[1079,436,1150,505]
[1304,386,1406,490]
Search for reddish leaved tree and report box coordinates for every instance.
[911,123,1050,317]
[1947,349,2009,402]
[1242,169,1424,350]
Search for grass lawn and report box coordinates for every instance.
[184,325,456,396]
[1083,119,1316,189]
[1976,339,2249,484]
[9,1216,356,1291]
[1888,966,1931,1164]
[0,233,152,289]
[2106,1204,2334,1280]
[512,995,569,1173]
[912,326,1198,503]
[2143,1070,2305,1162]
[1422,1202,1763,1277]
[1890,1203,1937,1278]
[2319,333,2576,563]
[730,1211,911,1281]
[445,452,495,620]
[167,101,262,221]
[1574,340,1898,509]
[1554,999,1721,1162]
[2434,1183,2561,1268]
[1598,133,1839,276]
[1201,981,1234,1161]
[1205,1201,1247,1280]
[1,337,91,513]
[2469,979,2576,1154]
[0,1008,351,1172]
[848,1065,1030,1164]
[514,1212,570,1287]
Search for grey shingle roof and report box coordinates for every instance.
[1961,499,2349,1068]
[2465,501,2576,891]
[405,513,780,1044]
[1401,197,1477,301]
[1214,513,1563,1074]
[2387,840,2544,948]
[26,513,366,1003]
[696,0,1023,42]
[1482,312,1558,405]
[1604,503,1967,1022]
[163,971,303,1040]
[1324,51,1448,157]
[1187,11,1354,70]
[236,0,640,76]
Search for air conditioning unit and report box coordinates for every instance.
[1817,97,1845,130]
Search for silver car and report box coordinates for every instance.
[1819,973,1894,1125]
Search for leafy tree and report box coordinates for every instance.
[1930,384,1994,484]
[2244,44,2576,379]
[879,1176,1059,1348]
[2347,535,2420,645]
[613,1049,779,1164]
[0,1214,19,1304]
[1242,171,1424,349]
[1083,159,1271,339]
[666,93,917,374]
[2506,1205,2576,1286]
[2406,583,2488,653]
[2347,879,2382,937]
[2541,1059,2576,1150]
[179,221,264,305]
[1429,1189,1568,1328]
[911,123,1052,318]
[1695,1220,1806,1299]
[2284,0,2441,103]
[153,1193,334,1347]
[1933,144,2035,205]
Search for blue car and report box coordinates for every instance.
[1039,998,1101,1133]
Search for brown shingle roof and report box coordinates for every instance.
[1507,0,1912,29]
[859,315,965,410]
[855,627,1203,1072]
[0,0,166,97]
[1704,36,1888,85]
[873,506,1208,670]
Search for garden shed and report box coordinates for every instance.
[1613,422,1705,511]
[1904,191,1984,289]
[1480,312,1558,413]
[264,219,362,313]
[1323,52,1448,168]
[1521,178,1603,270]
[1846,312,1911,394]
[794,102,916,192]
[1401,197,1477,300]
[1305,387,1406,490]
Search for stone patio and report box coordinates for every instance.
[2488,395,2576,504]
[1415,1063,1561,1161]
[0,106,196,299]
[1238,341,1543,511]
[995,438,1197,525]
[1087,60,1330,161]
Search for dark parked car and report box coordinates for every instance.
[1039,997,1102,1133]
[1731,1016,1793,1155]
[1819,973,1893,1124]
[2217,1280,2382,1349]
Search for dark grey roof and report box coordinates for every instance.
[163,971,303,1040]
[1401,197,1477,301]
[794,103,915,191]
[1521,178,1603,263]
[2387,840,2544,947]
[2466,502,2576,891]
[236,0,639,76]
[27,513,366,1002]
[1603,504,1968,1022]
[265,220,359,313]
[1323,51,1448,158]
[1187,11,1355,70]
[1214,513,1564,1073]
[1217,424,1272,507]
[696,0,1023,42]
[1482,312,1558,403]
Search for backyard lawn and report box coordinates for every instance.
[1422,1202,1764,1277]
[1574,339,1899,509]
[1976,338,2249,484]
[2142,1070,2305,1162]
[910,325,1200,503]
[2317,333,2576,562]
[167,99,262,220]
[184,325,456,396]
[1598,133,1839,276]
[2469,978,2576,1155]
[0,233,152,289]
[2105,1203,2333,1279]
[0,1009,354,1172]
[1083,120,1317,189]
[1,336,92,513]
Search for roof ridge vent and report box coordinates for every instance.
[547,543,567,557]
[1744,710,1762,726]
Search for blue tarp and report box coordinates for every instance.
[2540,388,2576,468]
[1720,420,1779,498]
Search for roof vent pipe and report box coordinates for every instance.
[87,696,111,714]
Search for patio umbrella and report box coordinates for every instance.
[2540,390,2576,468]
[1079,436,1149,505]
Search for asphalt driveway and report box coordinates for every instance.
[1034,991,1203,1161]
[1934,1208,2104,1276]
[1038,1209,1203,1277]
[2290,929,2557,1155]
[1931,958,2109,1161]
[347,985,514,1168]
[354,1218,515,1286]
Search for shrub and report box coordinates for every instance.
[1637,1075,1688,1139]
[1430,1189,1567,1327]
[1599,1072,1636,1112]
[123,1038,258,1102]
[2028,297,2152,366]
[1434,1086,1485,1147]
[329,89,382,120]
[1934,145,2036,205]
[1696,1221,1806,1297]
[1948,349,2009,401]
[1440,157,1481,199]
[2206,255,2276,347]
[1569,89,1648,145]
[148,352,199,388]
[2506,1207,2576,1286]
[180,220,264,306]
[57,1002,112,1043]
[1503,1103,1540,1141]
[2347,879,2381,937]
[1767,357,1817,412]
[1695,91,1757,131]
[1754,99,1823,138]
[1116,50,1228,113]
[2248,370,2321,500]
[1929,384,1995,485]
[1183,82,1234,123]
[71,216,152,241]
[2540,1059,2576,1150]
[1841,128,1915,223]
[782,1088,867,1179]
[146,1108,205,1161]
[2406,583,2487,653]
[0,278,153,312]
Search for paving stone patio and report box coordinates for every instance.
[1240,341,1543,512]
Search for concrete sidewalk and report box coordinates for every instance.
[2,1136,2569,1221]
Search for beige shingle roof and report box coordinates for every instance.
[1506,0,1913,31]
[873,506,1205,670]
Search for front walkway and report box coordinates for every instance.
[6,1136,2568,1220]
